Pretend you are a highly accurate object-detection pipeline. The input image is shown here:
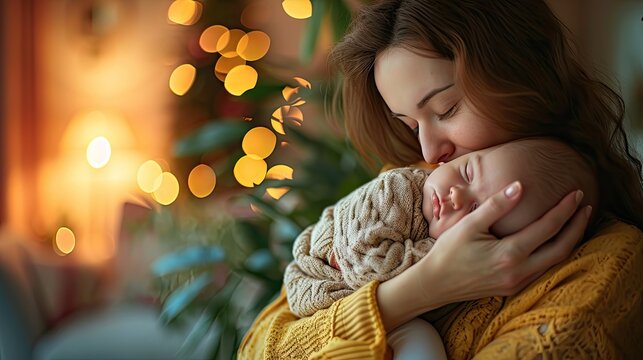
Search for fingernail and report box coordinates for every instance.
[504,181,520,198]
[585,206,592,219]
[575,190,584,204]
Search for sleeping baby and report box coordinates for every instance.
[283,137,598,359]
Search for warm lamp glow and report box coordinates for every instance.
[199,25,228,53]
[55,227,76,255]
[224,65,258,96]
[152,172,180,205]
[266,165,294,200]
[168,0,202,25]
[137,160,163,193]
[169,64,196,96]
[237,31,271,61]
[216,29,246,58]
[282,0,312,19]
[234,155,267,188]
[242,127,276,159]
[188,164,216,198]
[86,136,112,168]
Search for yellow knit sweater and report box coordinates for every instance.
[238,221,643,359]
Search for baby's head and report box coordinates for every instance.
[423,138,598,238]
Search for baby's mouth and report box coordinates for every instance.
[432,192,441,220]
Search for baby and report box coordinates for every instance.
[284,138,598,359]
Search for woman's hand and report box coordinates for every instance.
[377,181,592,332]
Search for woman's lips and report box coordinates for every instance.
[432,192,440,220]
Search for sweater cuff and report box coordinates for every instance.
[312,281,389,359]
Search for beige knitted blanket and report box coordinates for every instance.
[284,168,435,317]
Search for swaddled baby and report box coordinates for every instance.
[283,138,598,359]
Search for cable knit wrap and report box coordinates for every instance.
[284,168,435,317]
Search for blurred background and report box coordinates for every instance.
[0,0,641,359]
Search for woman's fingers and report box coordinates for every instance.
[519,205,592,279]
[466,181,523,231]
[505,190,584,257]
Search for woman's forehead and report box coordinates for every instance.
[374,47,454,110]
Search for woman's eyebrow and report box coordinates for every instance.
[390,83,454,118]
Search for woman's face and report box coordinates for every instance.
[374,47,514,164]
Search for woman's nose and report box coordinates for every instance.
[418,128,455,164]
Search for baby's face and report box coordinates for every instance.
[423,144,542,238]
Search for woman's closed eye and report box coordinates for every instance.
[437,103,459,120]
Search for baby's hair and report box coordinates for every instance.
[507,138,600,235]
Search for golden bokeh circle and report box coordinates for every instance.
[153,172,180,205]
[199,25,229,53]
[224,65,258,96]
[242,127,277,159]
[234,155,267,188]
[237,31,271,61]
[216,29,246,58]
[214,56,246,82]
[281,0,312,19]
[137,160,163,193]
[188,164,217,198]
[266,165,294,200]
[169,63,196,96]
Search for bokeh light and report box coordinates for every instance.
[271,119,285,135]
[214,55,246,82]
[234,155,267,188]
[168,0,202,25]
[237,31,271,61]
[55,227,76,255]
[282,86,301,103]
[188,164,216,198]
[271,105,304,131]
[293,76,312,89]
[216,29,246,58]
[153,172,180,205]
[86,136,111,169]
[282,0,312,19]
[199,25,229,53]
[137,160,163,193]
[242,127,276,159]
[169,63,196,96]
[266,165,294,200]
[224,65,258,96]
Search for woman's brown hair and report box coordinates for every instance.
[329,0,643,230]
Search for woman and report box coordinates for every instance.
[239,0,643,358]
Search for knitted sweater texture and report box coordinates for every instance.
[238,221,643,359]
[284,168,433,317]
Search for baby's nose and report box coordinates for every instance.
[449,186,470,210]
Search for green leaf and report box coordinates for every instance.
[330,0,352,43]
[152,246,225,277]
[173,120,252,157]
[300,0,327,64]
[161,273,211,323]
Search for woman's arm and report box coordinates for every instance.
[238,281,391,359]
[377,182,592,332]
[240,182,591,357]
